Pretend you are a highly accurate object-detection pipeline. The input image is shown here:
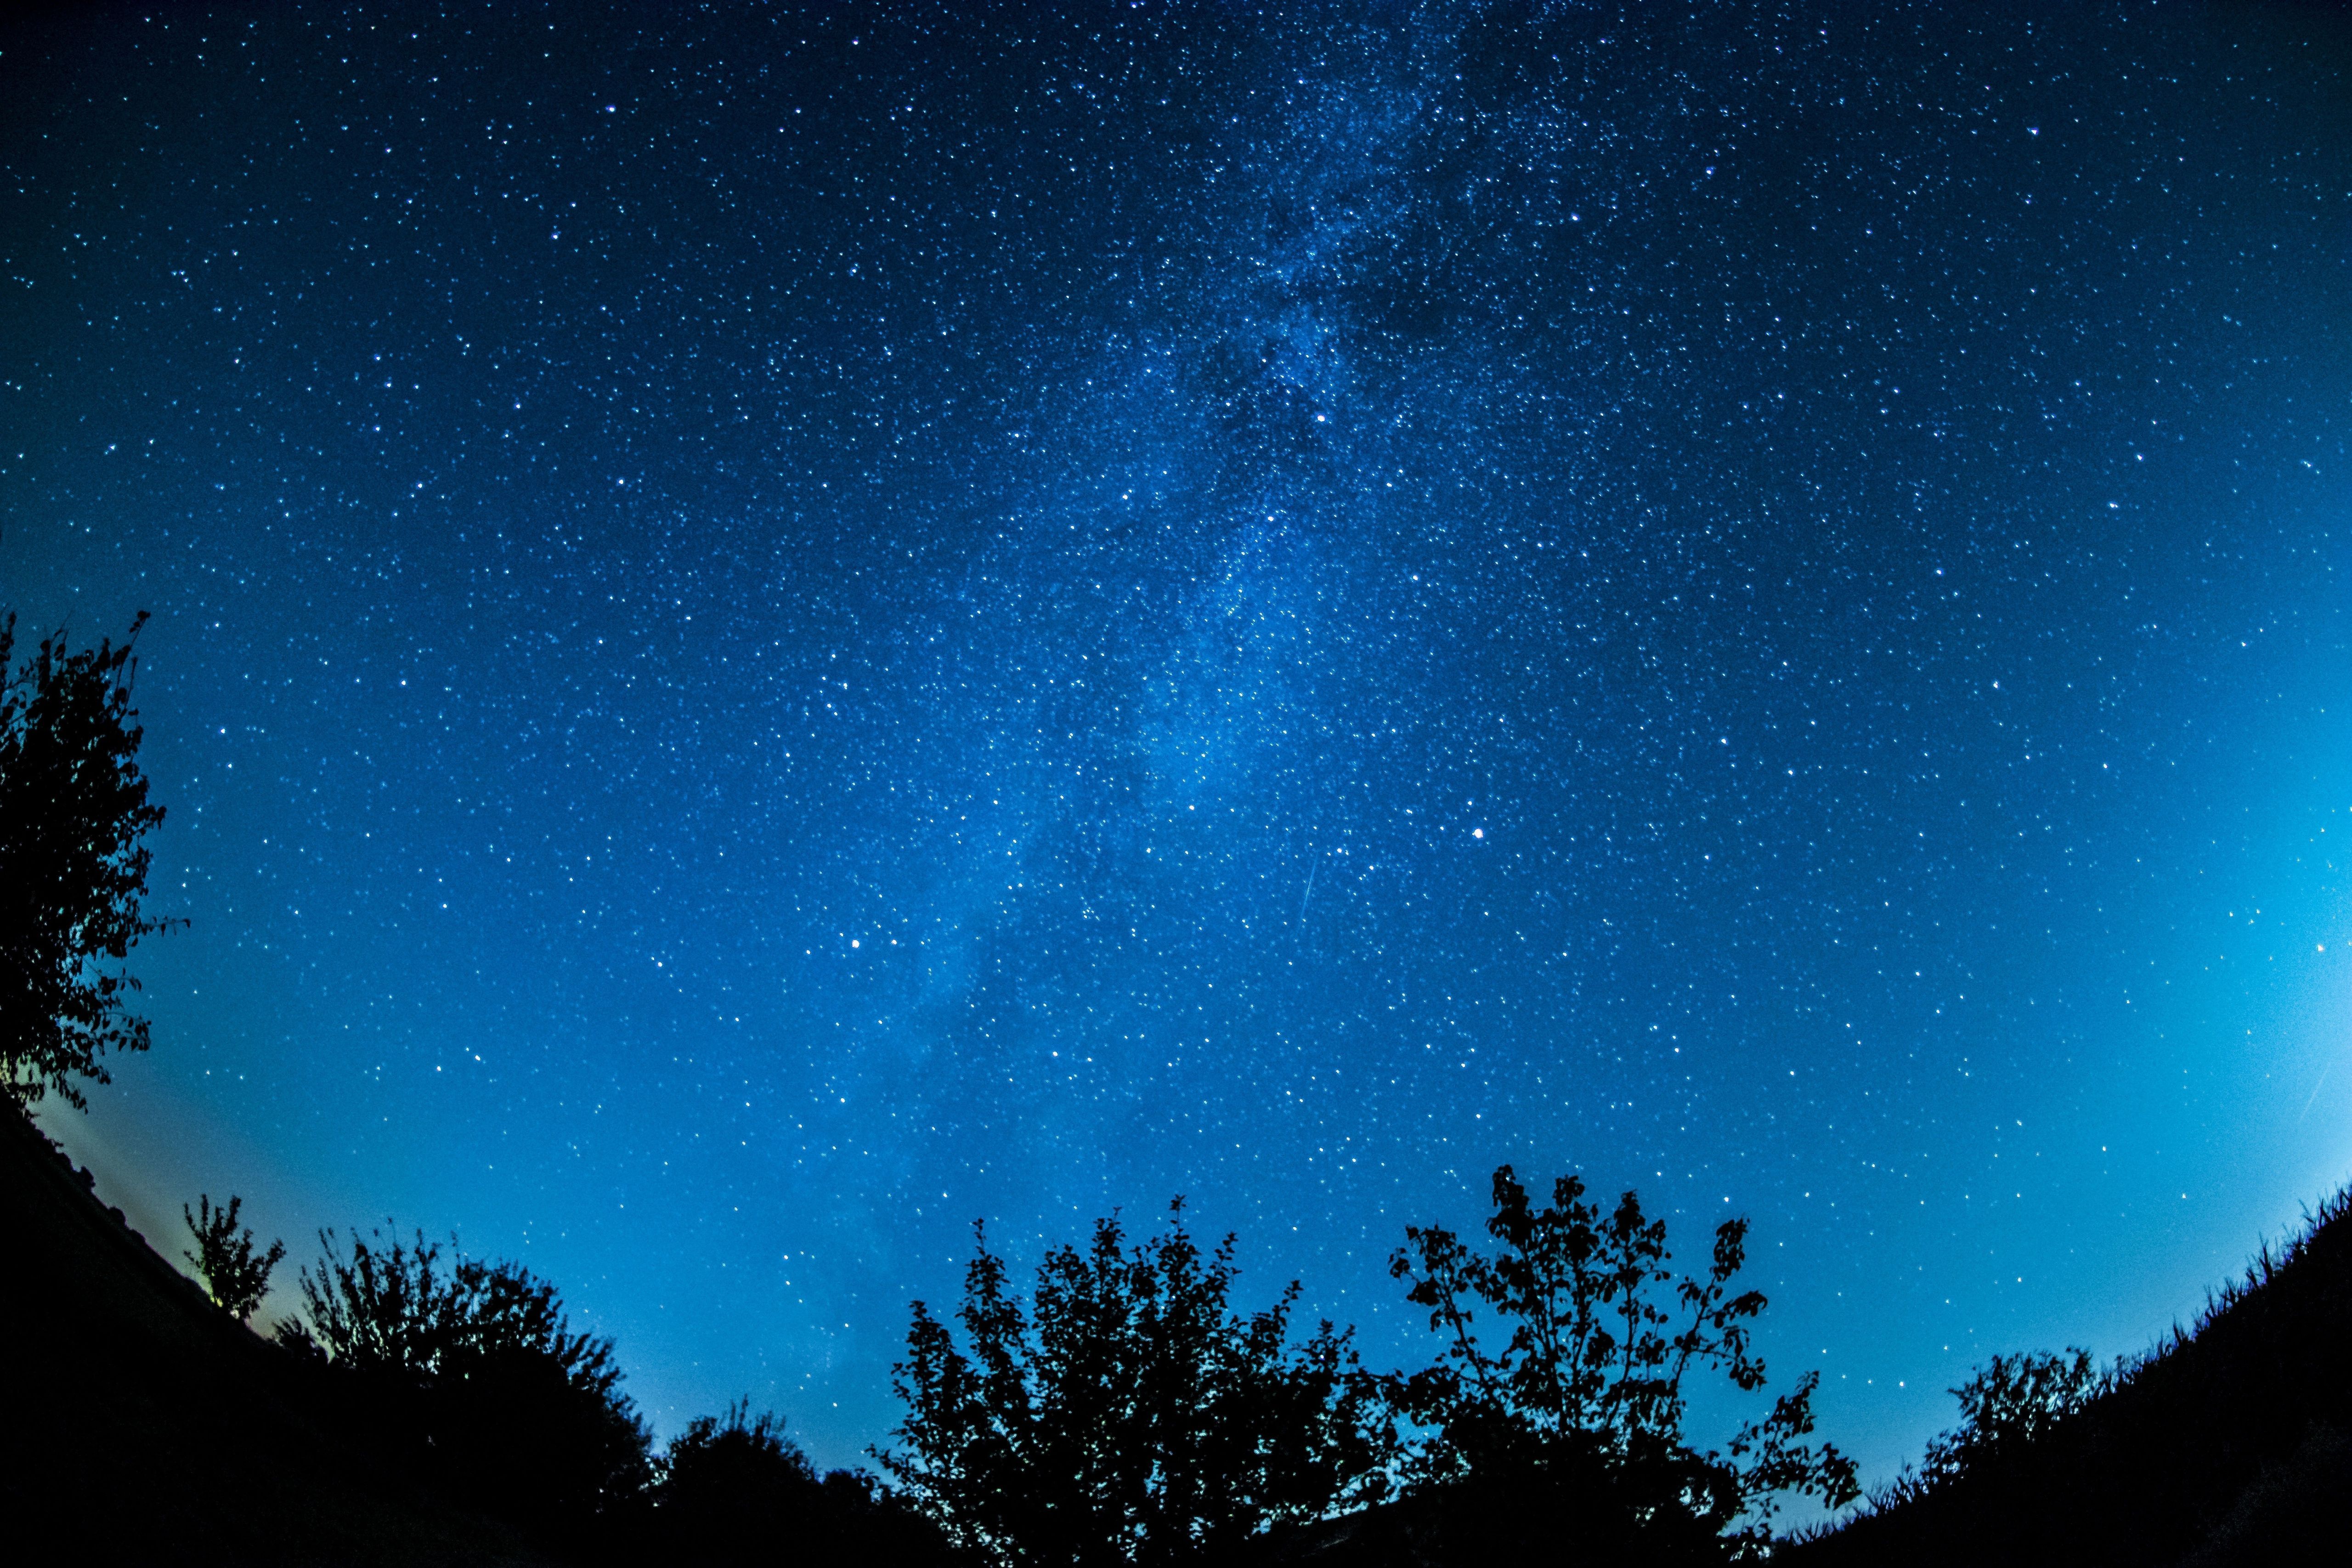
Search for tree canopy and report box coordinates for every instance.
[1384,1165,1860,1553]
[882,1200,1394,1565]
[0,613,172,1109]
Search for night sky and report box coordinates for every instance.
[5,1,2350,1491]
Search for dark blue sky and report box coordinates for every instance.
[6,0,2349,1487]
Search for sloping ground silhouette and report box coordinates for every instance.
[0,1105,551,1566]
[1793,1192,2352,1568]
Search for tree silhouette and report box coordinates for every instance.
[181,1192,286,1322]
[883,1200,1395,1565]
[280,1223,652,1540]
[0,613,174,1109]
[1383,1165,1859,1555]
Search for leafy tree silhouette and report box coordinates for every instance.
[883,1199,1395,1566]
[0,613,176,1109]
[1381,1165,1859,1558]
[279,1223,652,1543]
[181,1192,286,1322]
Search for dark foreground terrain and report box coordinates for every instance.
[15,1085,2352,1568]
[1792,1191,2352,1568]
[0,1105,554,1566]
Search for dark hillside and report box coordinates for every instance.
[1794,1192,2352,1568]
[0,1105,553,1565]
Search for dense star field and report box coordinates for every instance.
[3,1,2348,1486]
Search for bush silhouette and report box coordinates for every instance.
[652,1399,951,1562]
[883,1199,1394,1565]
[1378,1165,1859,1558]
[1933,1348,2102,1471]
[181,1192,285,1322]
[655,1400,822,1561]
[279,1223,652,1543]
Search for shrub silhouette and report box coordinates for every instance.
[1379,1165,1859,1558]
[1931,1348,2099,1491]
[1857,1348,2102,1518]
[1931,1347,2102,1471]
[181,1192,285,1322]
[0,613,175,1109]
[655,1401,825,1560]
[882,1199,1395,1565]
[279,1223,652,1543]
[652,1399,953,1562]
